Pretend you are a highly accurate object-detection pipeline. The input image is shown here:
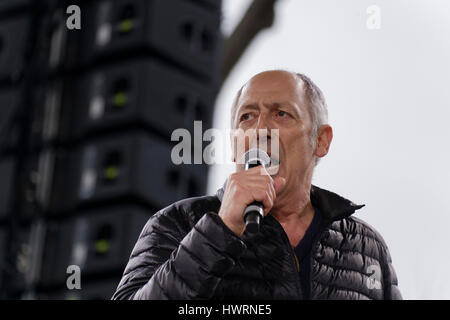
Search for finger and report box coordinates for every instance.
[245,164,279,177]
[245,180,276,207]
[273,176,286,194]
[241,174,273,185]
[264,165,280,176]
[261,191,273,215]
[245,164,267,175]
[266,179,276,205]
[252,189,273,213]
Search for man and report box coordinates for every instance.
[112,70,402,300]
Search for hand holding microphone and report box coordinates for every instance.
[218,149,286,237]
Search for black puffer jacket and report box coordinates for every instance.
[112,184,402,300]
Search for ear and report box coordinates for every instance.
[314,125,333,158]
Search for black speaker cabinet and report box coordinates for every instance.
[0,15,30,82]
[68,131,208,212]
[0,227,8,294]
[0,87,22,152]
[39,204,151,287]
[0,157,16,220]
[30,58,215,146]
[24,131,208,215]
[0,0,32,14]
[82,0,221,81]
[73,59,215,139]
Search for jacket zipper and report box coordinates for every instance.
[266,215,303,299]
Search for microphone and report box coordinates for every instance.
[241,148,272,233]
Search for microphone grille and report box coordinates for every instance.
[241,148,271,168]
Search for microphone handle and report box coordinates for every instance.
[243,201,264,233]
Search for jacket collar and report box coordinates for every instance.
[216,179,365,223]
[309,184,365,222]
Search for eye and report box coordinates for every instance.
[240,113,252,122]
[276,110,288,117]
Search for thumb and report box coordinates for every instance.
[273,176,286,194]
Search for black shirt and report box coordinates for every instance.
[293,206,323,299]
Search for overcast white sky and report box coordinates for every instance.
[207,0,450,299]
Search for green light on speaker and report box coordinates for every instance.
[95,239,110,254]
[112,92,127,107]
[118,19,133,33]
[104,166,119,180]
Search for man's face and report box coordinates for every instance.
[232,70,317,196]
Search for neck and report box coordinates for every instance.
[270,164,316,226]
[271,183,316,249]
[271,184,314,226]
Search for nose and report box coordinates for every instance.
[255,111,270,131]
[255,112,271,150]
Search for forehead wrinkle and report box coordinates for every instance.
[232,71,307,126]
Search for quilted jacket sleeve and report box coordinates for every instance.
[366,219,402,300]
[351,216,402,300]
[380,242,402,300]
[111,205,247,300]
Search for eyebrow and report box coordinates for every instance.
[238,102,302,118]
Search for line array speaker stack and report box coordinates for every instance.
[0,0,222,299]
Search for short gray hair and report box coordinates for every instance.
[230,70,329,165]
[294,73,328,149]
